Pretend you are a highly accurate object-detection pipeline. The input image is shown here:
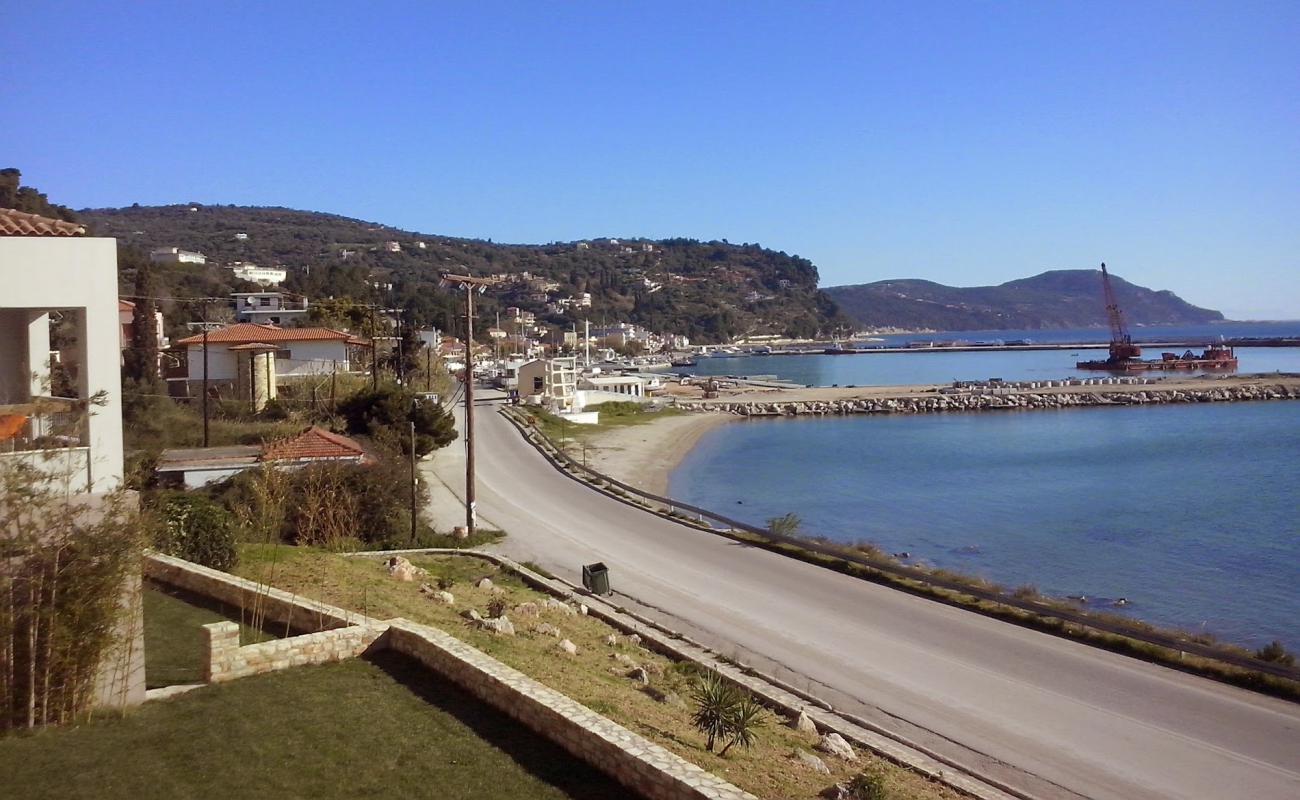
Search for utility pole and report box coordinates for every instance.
[409,420,418,546]
[369,305,378,391]
[201,302,210,447]
[441,273,498,539]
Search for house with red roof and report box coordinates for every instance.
[172,322,368,395]
[155,426,372,488]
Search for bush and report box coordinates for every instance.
[689,669,769,755]
[156,493,238,570]
[846,769,890,800]
[1256,640,1295,666]
[486,593,508,619]
[337,385,456,457]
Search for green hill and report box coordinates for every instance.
[823,271,1224,331]
[79,204,841,343]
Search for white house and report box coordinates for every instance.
[229,262,287,285]
[149,246,206,265]
[0,209,124,494]
[233,291,309,325]
[173,322,364,395]
[118,299,168,352]
[156,426,371,489]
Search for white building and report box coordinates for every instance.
[232,291,309,325]
[0,208,124,494]
[233,232,249,240]
[149,246,207,265]
[118,299,168,352]
[579,374,650,403]
[173,322,363,394]
[383,241,401,252]
[229,262,287,285]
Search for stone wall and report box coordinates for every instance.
[145,552,375,633]
[386,620,756,800]
[202,621,384,683]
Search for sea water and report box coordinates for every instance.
[669,401,1300,650]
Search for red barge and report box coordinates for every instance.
[1074,263,1238,372]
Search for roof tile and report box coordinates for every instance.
[0,208,86,237]
[175,322,356,346]
[260,426,369,463]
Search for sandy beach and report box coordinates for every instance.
[573,412,732,496]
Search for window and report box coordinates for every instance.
[533,376,544,393]
[275,350,291,360]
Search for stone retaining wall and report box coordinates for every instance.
[145,552,375,633]
[202,621,384,682]
[385,619,756,800]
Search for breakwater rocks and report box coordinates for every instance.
[691,383,1300,417]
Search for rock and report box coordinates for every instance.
[819,782,852,800]
[604,634,618,646]
[477,616,515,636]
[625,633,641,645]
[626,666,650,684]
[419,582,435,594]
[433,591,455,605]
[578,603,589,616]
[795,749,831,775]
[534,622,562,638]
[611,653,635,666]
[558,639,579,656]
[791,709,817,734]
[640,661,665,677]
[386,556,426,582]
[543,598,577,616]
[461,608,482,622]
[816,732,857,761]
[514,601,540,617]
[475,577,494,590]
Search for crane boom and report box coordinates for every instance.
[1099,262,1141,361]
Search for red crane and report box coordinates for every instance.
[1100,262,1141,363]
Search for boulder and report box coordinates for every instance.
[578,603,589,616]
[815,732,857,761]
[475,577,494,590]
[386,556,426,582]
[514,602,541,618]
[625,633,641,645]
[477,616,515,636]
[791,709,817,734]
[795,750,831,775]
[434,591,455,605]
[640,661,665,677]
[534,622,562,638]
[610,653,635,666]
[626,666,650,685]
[543,598,577,616]
[604,634,618,646]
[558,639,579,656]
[461,608,482,622]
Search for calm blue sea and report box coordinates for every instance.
[669,401,1300,650]
[679,322,1300,387]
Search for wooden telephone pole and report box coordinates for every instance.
[440,273,499,538]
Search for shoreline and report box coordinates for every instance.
[575,412,732,497]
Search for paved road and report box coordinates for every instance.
[428,397,1300,800]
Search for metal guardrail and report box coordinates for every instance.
[499,405,1300,685]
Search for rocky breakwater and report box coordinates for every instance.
[692,382,1300,417]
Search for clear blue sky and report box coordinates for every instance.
[6,1,1298,318]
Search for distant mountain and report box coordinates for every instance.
[823,271,1224,331]
[80,204,842,343]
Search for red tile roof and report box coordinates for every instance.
[260,426,369,463]
[0,208,86,237]
[175,322,355,346]
[119,299,135,311]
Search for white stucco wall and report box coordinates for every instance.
[0,237,124,493]
[186,339,350,381]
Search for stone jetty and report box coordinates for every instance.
[688,380,1300,417]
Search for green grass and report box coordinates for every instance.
[143,585,278,688]
[0,653,626,800]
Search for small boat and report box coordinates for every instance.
[670,357,697,367]
[824,340,856,355]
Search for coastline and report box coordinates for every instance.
[575,412,732,496]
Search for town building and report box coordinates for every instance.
[232,291,309,325]
[171,323,364,397]
[0,209,124,494]
[156,426,371,489]
[229,262,287,285]
[118,299,169,352]
[384,241,401,252]
[149,246,207,265]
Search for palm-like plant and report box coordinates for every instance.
[689,670,739,752]
[719,694,768,756]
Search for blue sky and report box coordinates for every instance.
[5,1,1298,318]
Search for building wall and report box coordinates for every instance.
[0,237,124,493]
[186,340,349,381]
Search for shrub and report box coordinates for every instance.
[1256,640,1295,666]
[486,593,508,619]
[846,768,890,800]
[766,512,802,537]
[689,669,769,755]
[156,493,238,570]
[337,385,456,456]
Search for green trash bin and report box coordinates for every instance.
[582,562,611,596]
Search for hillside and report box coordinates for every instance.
[80,204,842,343]
[823,271,1224,331]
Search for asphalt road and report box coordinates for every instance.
[429,397,1300,800]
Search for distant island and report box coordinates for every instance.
[823,272,1224,332]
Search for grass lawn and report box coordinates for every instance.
[231,545,962,800]
[0,652,626,800]
[142,585,280,689]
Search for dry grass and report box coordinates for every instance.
[233,545,962,800]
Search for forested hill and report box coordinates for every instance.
[80,204,841,343]
[823,271,1224,331]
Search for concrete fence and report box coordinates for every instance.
[202,621,385,683]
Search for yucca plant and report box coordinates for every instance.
[689,669,739,751]
[719,694,768,756]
